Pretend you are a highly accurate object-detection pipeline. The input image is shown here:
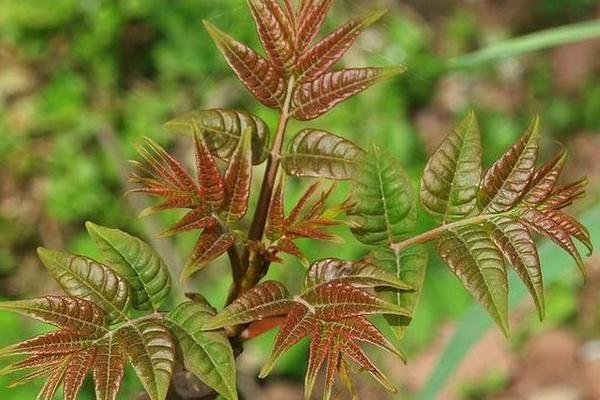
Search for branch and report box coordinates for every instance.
[389,213,505,251]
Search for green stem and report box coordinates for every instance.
[390,214,500,251]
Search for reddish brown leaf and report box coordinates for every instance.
[303,257,412,291]
[194,130,225,208]
[93,336,126,400]
[63,347,96,400]
[161,209,218,237]
[323,336,340,400]
[301,281,410,320]
[0,354,65,375]
[296,10,385,82]
[521,207,585,276]
[333,316,405,361]
[182,231,235,281]
[222,127,253,222]
[545,209,592,255]
[266,177,286,240]
[521,148,566,205]
[203,281,293,329]
[539,177,588,210]
[478,116,540,212]
[305,323,334,400]
[259,304,316,377]
[274,239,306,264]
[204,21,286,108]
[297,0,334,52]
[336,334,395,393]
[0,330,89,358]
[292,67,405,120]
[38,356,71,400]
[487,217,544,319]
[248,0,296,73]
[0,296,107,338]
[288,181,320,224]
[129,138,201,214]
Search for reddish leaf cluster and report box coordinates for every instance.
[205,0,404,119]
[204,259,411,400]
[264,179,350,264]
[0,296,126,400]
[130,128,253,281]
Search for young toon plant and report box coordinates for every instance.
[0,1,592,399]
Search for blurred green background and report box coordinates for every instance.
[0,0,598,399]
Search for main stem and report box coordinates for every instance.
[228,77,295,304]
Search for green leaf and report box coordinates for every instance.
[85,222,172,311]
[167,301,238,400]
[419,111,481,222]
[282,129,364,180]
[435,224,509,335]
[37,248,131,323]
[370,245,428,340]
[165,109,270,165]
[116,319,175,400]
[348,145,416,245]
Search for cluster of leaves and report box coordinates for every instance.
[204,0,404,119]
[417,112,592,333]
[263,178,350,265]
[203,258,412,400]
[130,116,255,282]
[0,224,238,400]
